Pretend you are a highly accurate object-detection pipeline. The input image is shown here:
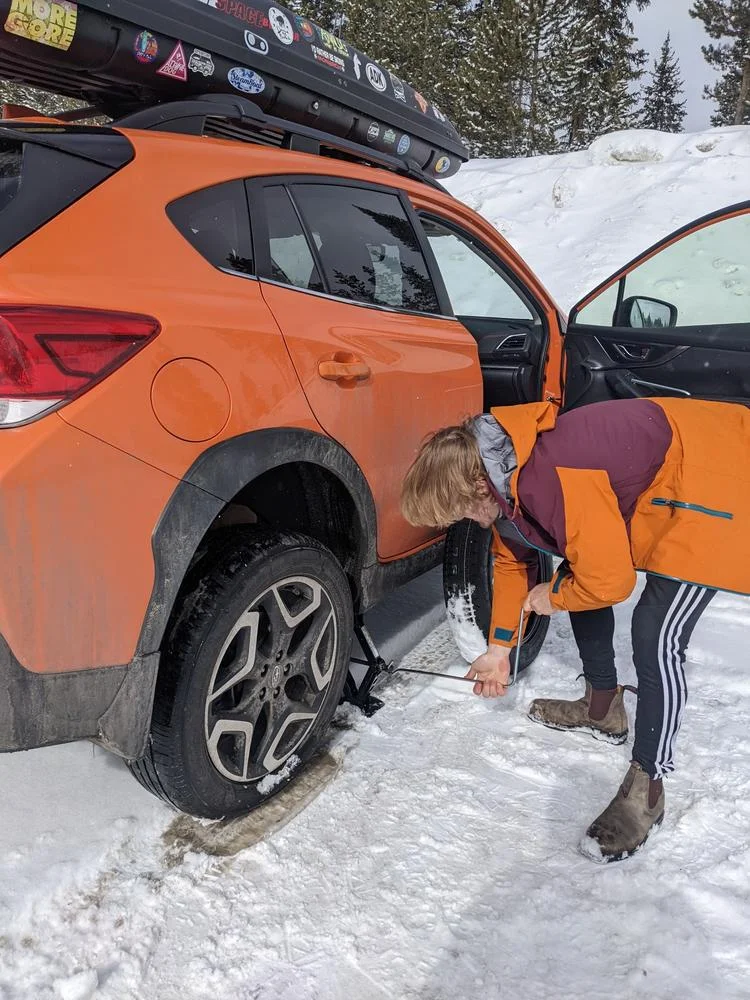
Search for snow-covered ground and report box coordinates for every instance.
[2,126,749,1000]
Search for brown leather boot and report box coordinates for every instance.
[527,682,631,745]
[579,762,665,864]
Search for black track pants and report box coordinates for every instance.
[569,575,715,778]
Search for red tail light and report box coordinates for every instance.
[0,307,159,426]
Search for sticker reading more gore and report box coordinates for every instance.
[4,0,78,51]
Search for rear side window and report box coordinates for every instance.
[264,185,325,292]
[290,183,440,314]
[167,181,254,275]
[0,128,134,260]
[0,141,21,214]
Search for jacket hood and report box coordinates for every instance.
[475,402,558,506]
[472,413,517,505]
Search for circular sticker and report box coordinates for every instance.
[268,6,295,45]
[435,156,451,175]
[228,67,266,95]
[367,122,380,143]
[296,17,315,41]
[134,30,158,64]
[397,135,411,156]
[366,63,387,93]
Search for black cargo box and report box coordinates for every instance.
[0,0,468,178]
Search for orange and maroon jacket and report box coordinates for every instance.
[479,397,750,648]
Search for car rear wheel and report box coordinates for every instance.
[443,520,553,671]
[128,528,353,818]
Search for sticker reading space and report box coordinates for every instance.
[4,0,78,51]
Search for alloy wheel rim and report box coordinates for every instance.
[204,575,338,783]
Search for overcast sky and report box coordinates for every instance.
[632,0,721,131]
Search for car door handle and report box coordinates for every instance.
[605,371,690,398]
[318,355,371,383]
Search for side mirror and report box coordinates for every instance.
[615,295,678,329]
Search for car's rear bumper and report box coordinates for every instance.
[0,630,159,757]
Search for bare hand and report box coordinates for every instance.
[523,583,557,616]
[465,646,511,698]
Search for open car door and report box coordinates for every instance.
[562,201,750,410]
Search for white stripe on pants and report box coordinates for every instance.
[649,580,711,778]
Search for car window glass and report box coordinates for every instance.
[167,180,253,274]
[291,184,440,313]
[421,217,534,321]
[263,186,325,293]
[0,141,22,214]
[576,210,750,327]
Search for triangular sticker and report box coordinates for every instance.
[157,42,188,82]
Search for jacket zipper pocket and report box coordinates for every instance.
[651,498,734,520]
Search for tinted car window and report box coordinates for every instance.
[291,184,440,313]
[264,185,325,292]
[167,180,253,275]
[0,141,22,214]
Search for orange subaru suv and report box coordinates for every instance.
[0,100,563,816]
[4,5,746,821]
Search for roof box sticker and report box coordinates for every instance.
[4,0,78,51]
[157,40,188,81]
[0,0,469,177]
[181,0,461,138]
[228,65,265,94]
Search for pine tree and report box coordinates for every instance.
[559,0,650,149]
[690,0,750,126]
[639,33,687,131]
[514,0,579,154]
[458,0,526,157]
[286,0,341,32]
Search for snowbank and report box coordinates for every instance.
[446,125,750,311]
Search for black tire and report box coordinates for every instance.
[443,520,553,672]
[128,528,354,818]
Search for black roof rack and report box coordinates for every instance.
[0,1,469,185]
[114,94,448,191]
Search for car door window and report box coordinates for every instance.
[290,183,441,314]
[263,185,325,293]
[576,210,750,328]
[167,180,254,275]
[421,216,535,321]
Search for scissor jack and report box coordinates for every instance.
[343,609,527,717]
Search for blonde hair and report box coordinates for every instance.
[401,418,485,528]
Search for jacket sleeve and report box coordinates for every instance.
[548,467,636,612]
[488,526,539,648]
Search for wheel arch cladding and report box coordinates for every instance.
[137,427,377,658]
